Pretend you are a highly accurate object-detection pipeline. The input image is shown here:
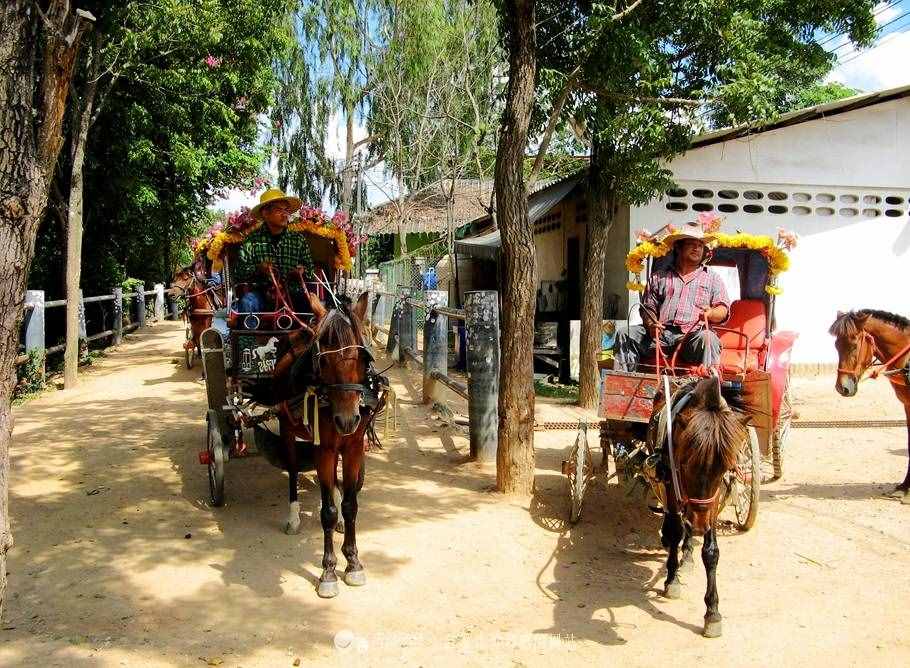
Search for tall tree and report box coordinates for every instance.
[0,0,95,615]
[494,0,537,494]
[535,0,879,408]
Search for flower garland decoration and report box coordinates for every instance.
[195,203,355,273]
[623,218,797,295]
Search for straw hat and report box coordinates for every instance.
[250,187,302,220]
[662,221,716,247]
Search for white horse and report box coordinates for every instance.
[253,336,278,363]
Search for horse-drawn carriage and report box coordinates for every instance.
[564,224,798,528]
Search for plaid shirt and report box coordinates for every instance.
[643,265,729,327]
[235,226,314,282]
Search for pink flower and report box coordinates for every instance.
[635,228,652,243]
[204,55,222,68]
[777,227,798,251]
[697,211,722,233]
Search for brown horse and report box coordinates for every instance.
[274,290,382,598]
[657,377,750,638]
[170,256,222,368]
[830,309,910,502]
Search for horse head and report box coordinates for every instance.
[829,310,873,397]
[671,377,750,535]
[306,290,371,437]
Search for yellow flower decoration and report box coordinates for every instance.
[626,280,646,293]
[625,240,670,274]
[204,215,353,273]
[765,284,783,296]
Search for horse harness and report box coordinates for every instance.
[840,330,910,386]
[650,378,723,513]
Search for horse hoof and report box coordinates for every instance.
[284,521,301,535]
[884,488,909,500]
[285,501,301,534]
[663,581,682,599]
[344,569,366,587]
[317,579,339,598]
[335,521,345,534]
[703,619,723,638]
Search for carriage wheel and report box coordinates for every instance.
[730,427,761,530]
[207,417,226,507]
[565,426,594,524]
[770,375,792,481]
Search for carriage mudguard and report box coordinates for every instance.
[767,330,798,420]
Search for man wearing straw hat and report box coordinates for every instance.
[615,222,729,372]
[235,187,315,315]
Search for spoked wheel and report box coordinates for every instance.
[770,375,793,481]
[207,416,226,507]
[727,426,761,531]
[563,424,594,524]
[185,328,195,369]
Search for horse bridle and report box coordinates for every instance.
[838,330,910,384]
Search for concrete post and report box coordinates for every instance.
[422,290,448,404]
[386,295,400,358]
[154,283,165,321]
[77,289,88,362]
[397,286,414,366]
[464,290,499,462]
[168,295,179,320]
[136,286,146,328]
[24,290,46,380]
[112,287,123,344]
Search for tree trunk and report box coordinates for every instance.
[0,0,92,615]
[494,0,537,495]
[577,139,616,409]
[64,75,98,388]
[340,109,355,213]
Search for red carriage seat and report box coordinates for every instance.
[716,299,767,373]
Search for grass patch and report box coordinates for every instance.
[534,379,579,401]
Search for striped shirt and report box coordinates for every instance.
[642,266,729,327]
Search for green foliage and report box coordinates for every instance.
[364,234,394,268]
[29,0,295,299]
[13,351,46,403]
[535,1,879,207]
[786,81,860,111]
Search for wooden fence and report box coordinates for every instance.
[17,283,182,376]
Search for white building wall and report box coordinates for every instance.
[629,97,910,365]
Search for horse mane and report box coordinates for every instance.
[316,297,361,349]
[679,379,746,473]
[829,309,910,338]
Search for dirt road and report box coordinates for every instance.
[2,321,908,666]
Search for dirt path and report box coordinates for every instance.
[2,321,909,667]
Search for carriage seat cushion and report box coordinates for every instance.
[718,299,767,371]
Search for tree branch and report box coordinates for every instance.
[577,84,704,106]
[612,0,647,22]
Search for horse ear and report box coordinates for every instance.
[702,378,726,411]
[306,291,328,320]
[836,310,845,319]
[352,291,369,323]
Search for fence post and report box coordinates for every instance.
[168,294,179,320]
[422,291,448,404]
[24,290,46,380]
[136,285,146,328]
[386,294,400,358]
[464,290,500,462]
[77,289,89,363]
[154,283,165,321]
[112,287,123,345]
[397,286,414,366]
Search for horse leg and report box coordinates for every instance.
[341,445,366,587]
[702,528,722,638]
[679,522,696,576]
[283,420,301,535]
[886,403,910,501]
[316,445,340,598]
[661,510,684,599]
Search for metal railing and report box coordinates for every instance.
[17,283,181,373]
